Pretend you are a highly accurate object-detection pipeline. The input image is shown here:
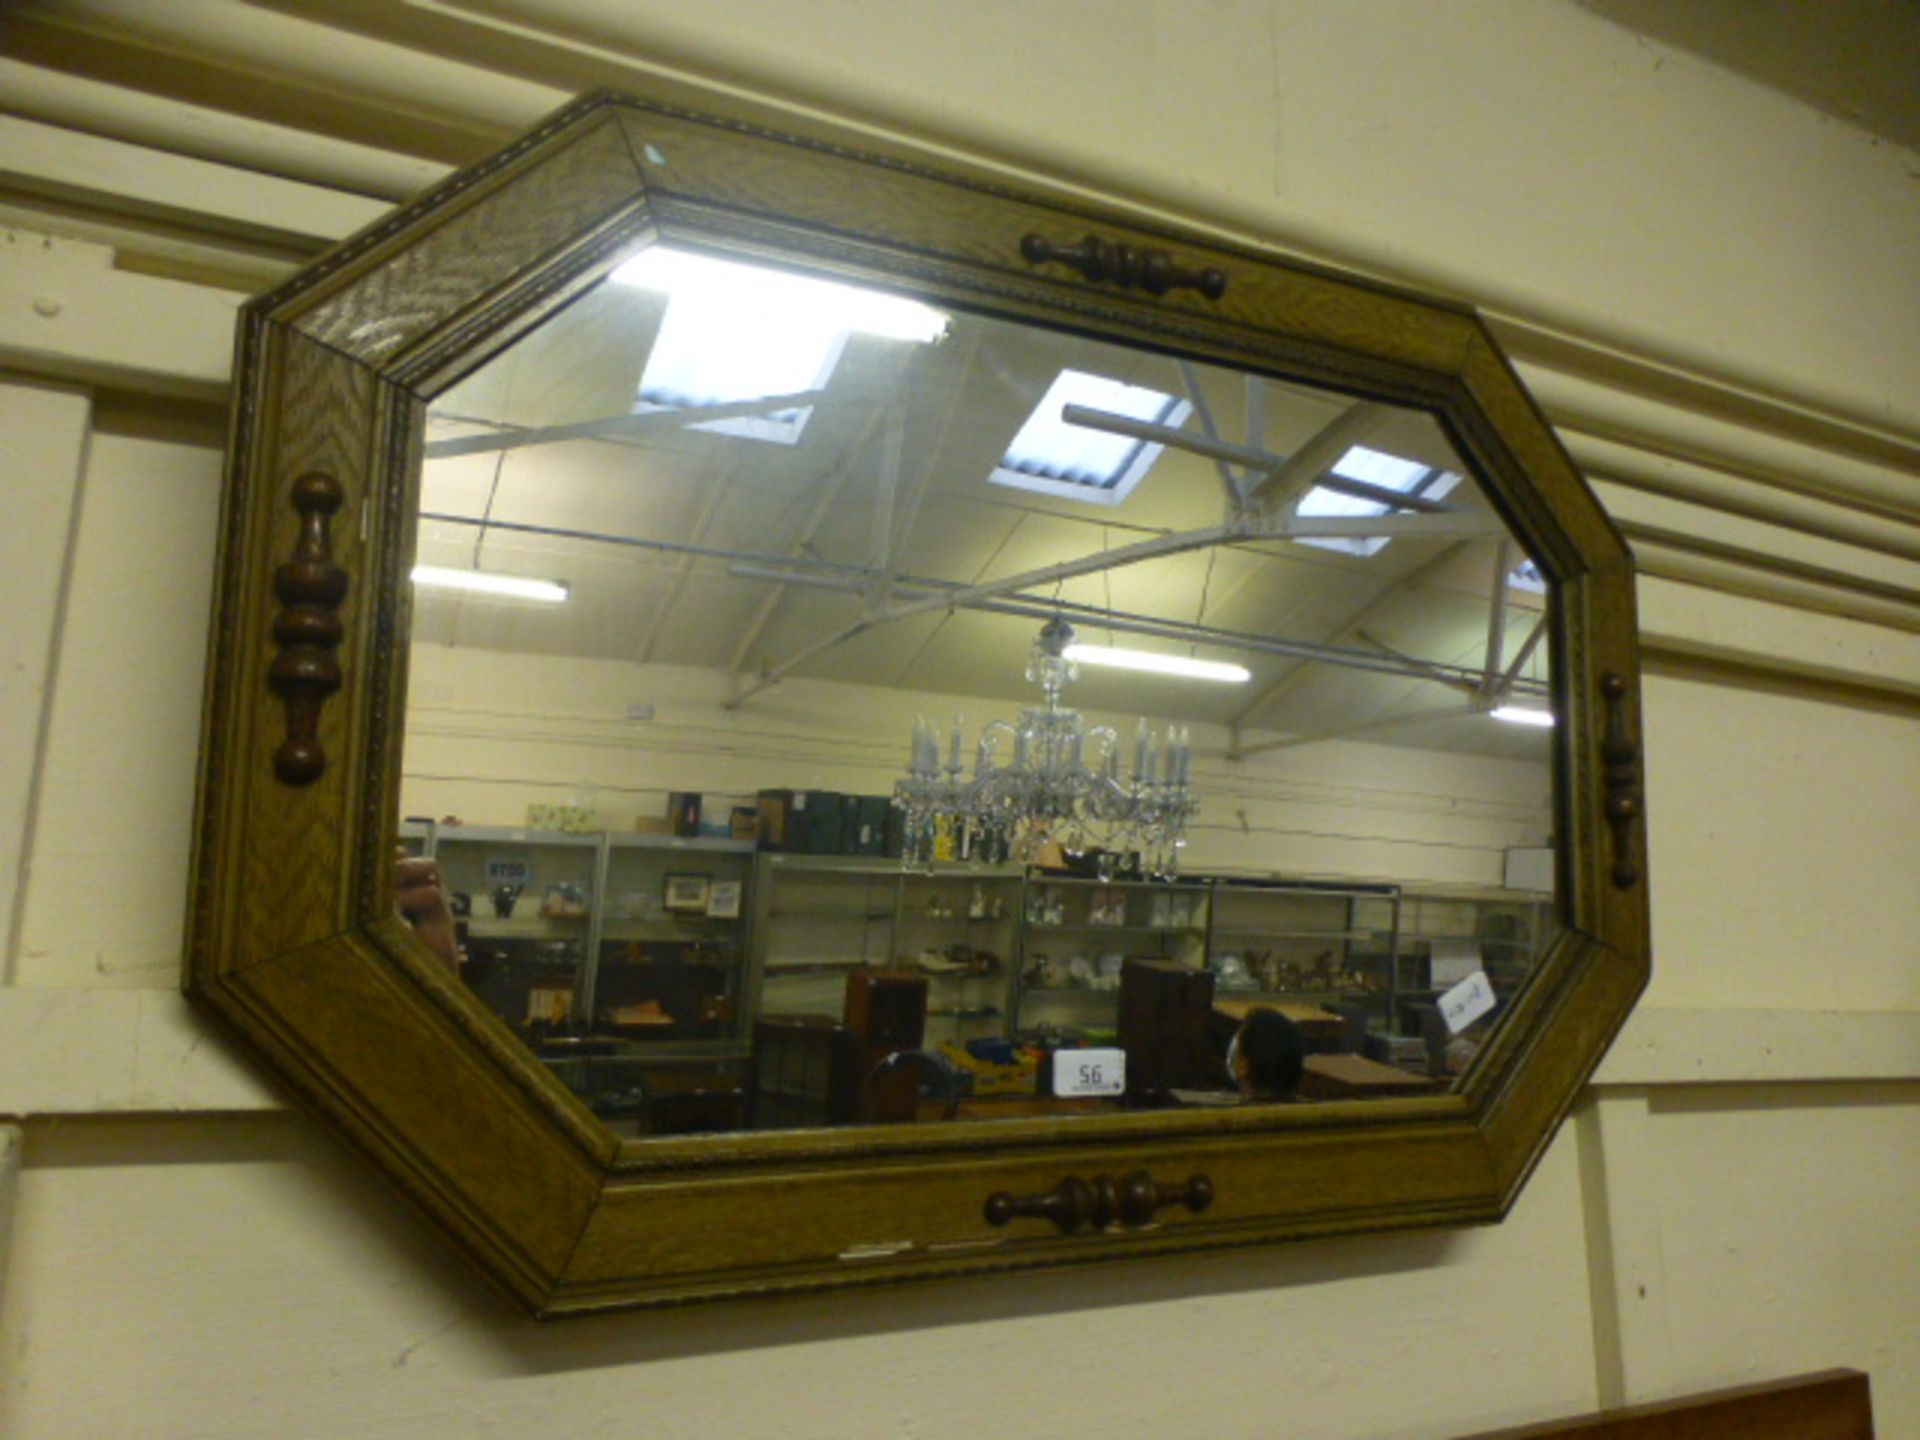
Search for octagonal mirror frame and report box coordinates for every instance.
[186,90,1649,1316]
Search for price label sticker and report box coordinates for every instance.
[1053,1048,1125,1098]
[1438,970,1497,1035]
[485,860,530,885]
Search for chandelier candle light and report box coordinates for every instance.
[894,619,1198,876]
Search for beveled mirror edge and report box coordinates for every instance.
[185,89,1649,1315]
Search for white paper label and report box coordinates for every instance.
[1438,970,1497,1035]
[485,860,530,885]
[1053,1048,1125,1097]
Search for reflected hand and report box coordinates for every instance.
[396,852,463,971]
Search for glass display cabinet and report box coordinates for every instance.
[1204,879,1400,1034]
[1398,889,1561,1034]
[591,833,754,1048]
[433,826,600,1040]
[747,856,1024,1047]
[186,88,1649,1314]
[1015,876,1210,1039]
[893,866,1024,1047]
[750,856,904,1022]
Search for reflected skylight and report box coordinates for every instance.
[990,370,1193,506]
[613,247,948,445]
[1296,444,1462,557]
[1509,557,1547,594]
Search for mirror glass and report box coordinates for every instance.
[400,244,1559,1138]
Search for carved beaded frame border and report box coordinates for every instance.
[186,91,1649,1315]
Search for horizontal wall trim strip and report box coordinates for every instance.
[0,114,390,256]
[0,57,453,202]
[1505,322,1920,494]
[2,59,1916,483]
[1625,524,1920,634]
[1637,574,1920,694]
[1577,443,1920,568]
[1592,1007,1920,1088]
[2,990,1912,1119]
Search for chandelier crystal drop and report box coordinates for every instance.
[893,619,1198,877]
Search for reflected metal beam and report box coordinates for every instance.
[1357,628,1484,695]
[422,388,828,459]
[874,326,981,610]
[727,561,1550,696]
[723,404,888,674]
[1227,540,1472,741]
[635,466,733,664]
[1481,539,1513,694]
[1229,703,1483,760]
[415,511,880,578]
[1062,403,1450,513]
[1249,401,1393,512]
[1496,614,1549,698]
[1174,359,1250,508]
[723,519,1251,709]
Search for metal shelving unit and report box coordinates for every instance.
[1202,879,1401,1032]
[411,825,1556,1116]
[746,854,1027,1047]
[1013,876,1211,1038]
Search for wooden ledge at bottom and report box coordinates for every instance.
[1447,1369,1871,1440]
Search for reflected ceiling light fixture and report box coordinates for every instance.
[612,246,949,343]
[410,565,569,603]
[1490,704,1555,727]
[613,245,949,445]
[895,618,1197,877]
[1063,643,1251,684]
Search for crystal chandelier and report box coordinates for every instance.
[894,619,1197,876]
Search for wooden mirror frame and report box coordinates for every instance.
[187,90,1648,1315]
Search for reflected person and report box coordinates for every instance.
[1225,1006,1305,1101]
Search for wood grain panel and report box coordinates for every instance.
[293,109,644,366]
[559,1116,1497,1310]
[206,931,605,1301]
[1447,1368,1872,1440]
[614,102,1481,387]
[189,89,1650,1313]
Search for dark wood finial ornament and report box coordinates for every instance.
[269,471,349,786]
[985,1170,1214,1234]
[1600,672,1640,890]
[1020,232,1228,300]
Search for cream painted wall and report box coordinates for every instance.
[1641,672,1920,1013]
[10,432,222,991]
[1,2,1918,1438]
[0,380,89,981]
[5,1115,1600,1440]
[402,644,1553,888]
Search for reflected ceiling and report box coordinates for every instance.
[417,255,1552,763]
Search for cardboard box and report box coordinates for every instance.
[756,790,855,852]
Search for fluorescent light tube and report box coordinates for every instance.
[411,566,568,603]
[613,246,948,344]
[1490,705,1554,727]
[1063,644,1250,684]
